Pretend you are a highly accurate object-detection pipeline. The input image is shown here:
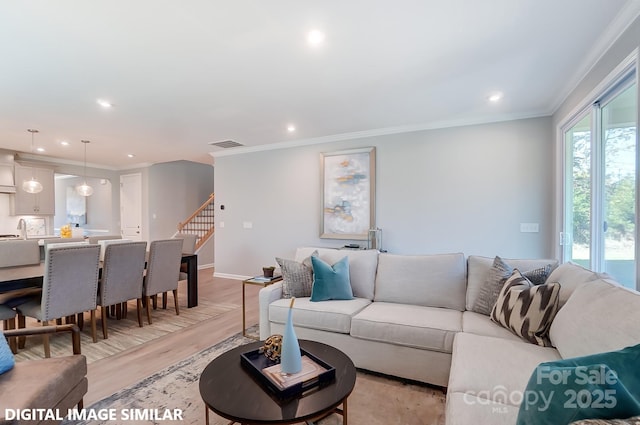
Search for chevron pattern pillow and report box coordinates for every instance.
[490,269,561,346]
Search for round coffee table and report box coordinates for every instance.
[199,339,356,424]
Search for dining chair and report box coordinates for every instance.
[87,235,122,244]
[0,240,40,268]
[98,241,147,339]
[16,244,100,357]
[172,233,197,294]
[173,233,197,255]
[143,239,183,325]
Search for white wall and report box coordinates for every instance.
[214,116,554,277]
[148,160,215,266]
[54,175,114,234]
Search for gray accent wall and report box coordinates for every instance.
[214,116,554,276]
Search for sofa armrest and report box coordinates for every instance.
[258,282,283,340]
[4,324,82,355]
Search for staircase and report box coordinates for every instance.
[176,193,215,252]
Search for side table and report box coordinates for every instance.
[242,275,282,339]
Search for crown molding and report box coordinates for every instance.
[210,110,549,158]
[549,0,640,114]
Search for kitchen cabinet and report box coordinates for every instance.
[11,164,55,215]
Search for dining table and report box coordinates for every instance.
[0,253,199,308]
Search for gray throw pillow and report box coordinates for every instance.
[276,251,318,298]
[523,264,554,286]
[472,256,513,315]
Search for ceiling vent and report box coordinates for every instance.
[209,140,244,149]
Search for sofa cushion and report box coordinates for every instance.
[569,418,640,425]
[462,311,525,342]
[466,255,559,311]
[0,355,87,418]
[276,251,317,298]
[472,256,513,315]
[295,248,378,300]
[446,392,520,425]
[490,270,560,347]
[545,261,600,307]
[448,333,560,405]
[269,297,371,334]
[549,278,640,359]
[351,302,462,353]
[310,256,353,301]
[374,253,466,311]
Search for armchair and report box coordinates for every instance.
[0,324,87,424]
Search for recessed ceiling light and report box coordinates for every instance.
[97,99,113,108]
[36,147,45,153]
[307,30,325,46]
[127,154,135,158]
[60,141,69,146]
[488,92,503,103]
[287,124,296,133]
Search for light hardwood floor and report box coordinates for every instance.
[85,269,258,405]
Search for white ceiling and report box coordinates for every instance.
[0,1,638,169]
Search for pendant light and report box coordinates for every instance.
[76,140,93,197]
[22,129,43,194]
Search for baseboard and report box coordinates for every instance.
[214,272,251,280]
[197,263,214,270]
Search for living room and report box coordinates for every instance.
[1,2,640,424]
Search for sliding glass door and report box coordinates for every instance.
[563,78,637,289]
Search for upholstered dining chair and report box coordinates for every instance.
[16,244,100,357]
[98,241,147,339]
[173,233,197,255]
[172,232,197,287]
[143,239,183,325]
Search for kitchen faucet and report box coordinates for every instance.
[17,218,27,240]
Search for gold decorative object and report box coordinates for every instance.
[260,334,283,361]
[60,224,72,238]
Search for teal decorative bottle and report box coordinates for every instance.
[281,298,302,374]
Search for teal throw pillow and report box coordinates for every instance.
[516,343,640,425]
[310,256,353,302]
[0,331,15,375]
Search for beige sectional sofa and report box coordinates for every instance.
[259,247,640,424]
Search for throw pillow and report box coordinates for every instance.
[569,418,640,425]
[0,331,15,375]
[490,269,560,347]
[516,344,640,425]
[523,264,555,286]
[310,256,354,302]
[472,256,513,315]
[276,250,318,298]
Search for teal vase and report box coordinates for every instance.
[281,306,302,374]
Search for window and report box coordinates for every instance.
[562,74,637,289]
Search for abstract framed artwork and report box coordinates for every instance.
[320,147,375,240]
[66,186,87,225]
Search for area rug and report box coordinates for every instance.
[15,298,237,364]
[62,331,446,425]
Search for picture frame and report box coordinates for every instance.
[66,186,87,225]
[320,147,376,240]
[26,217,46,237]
